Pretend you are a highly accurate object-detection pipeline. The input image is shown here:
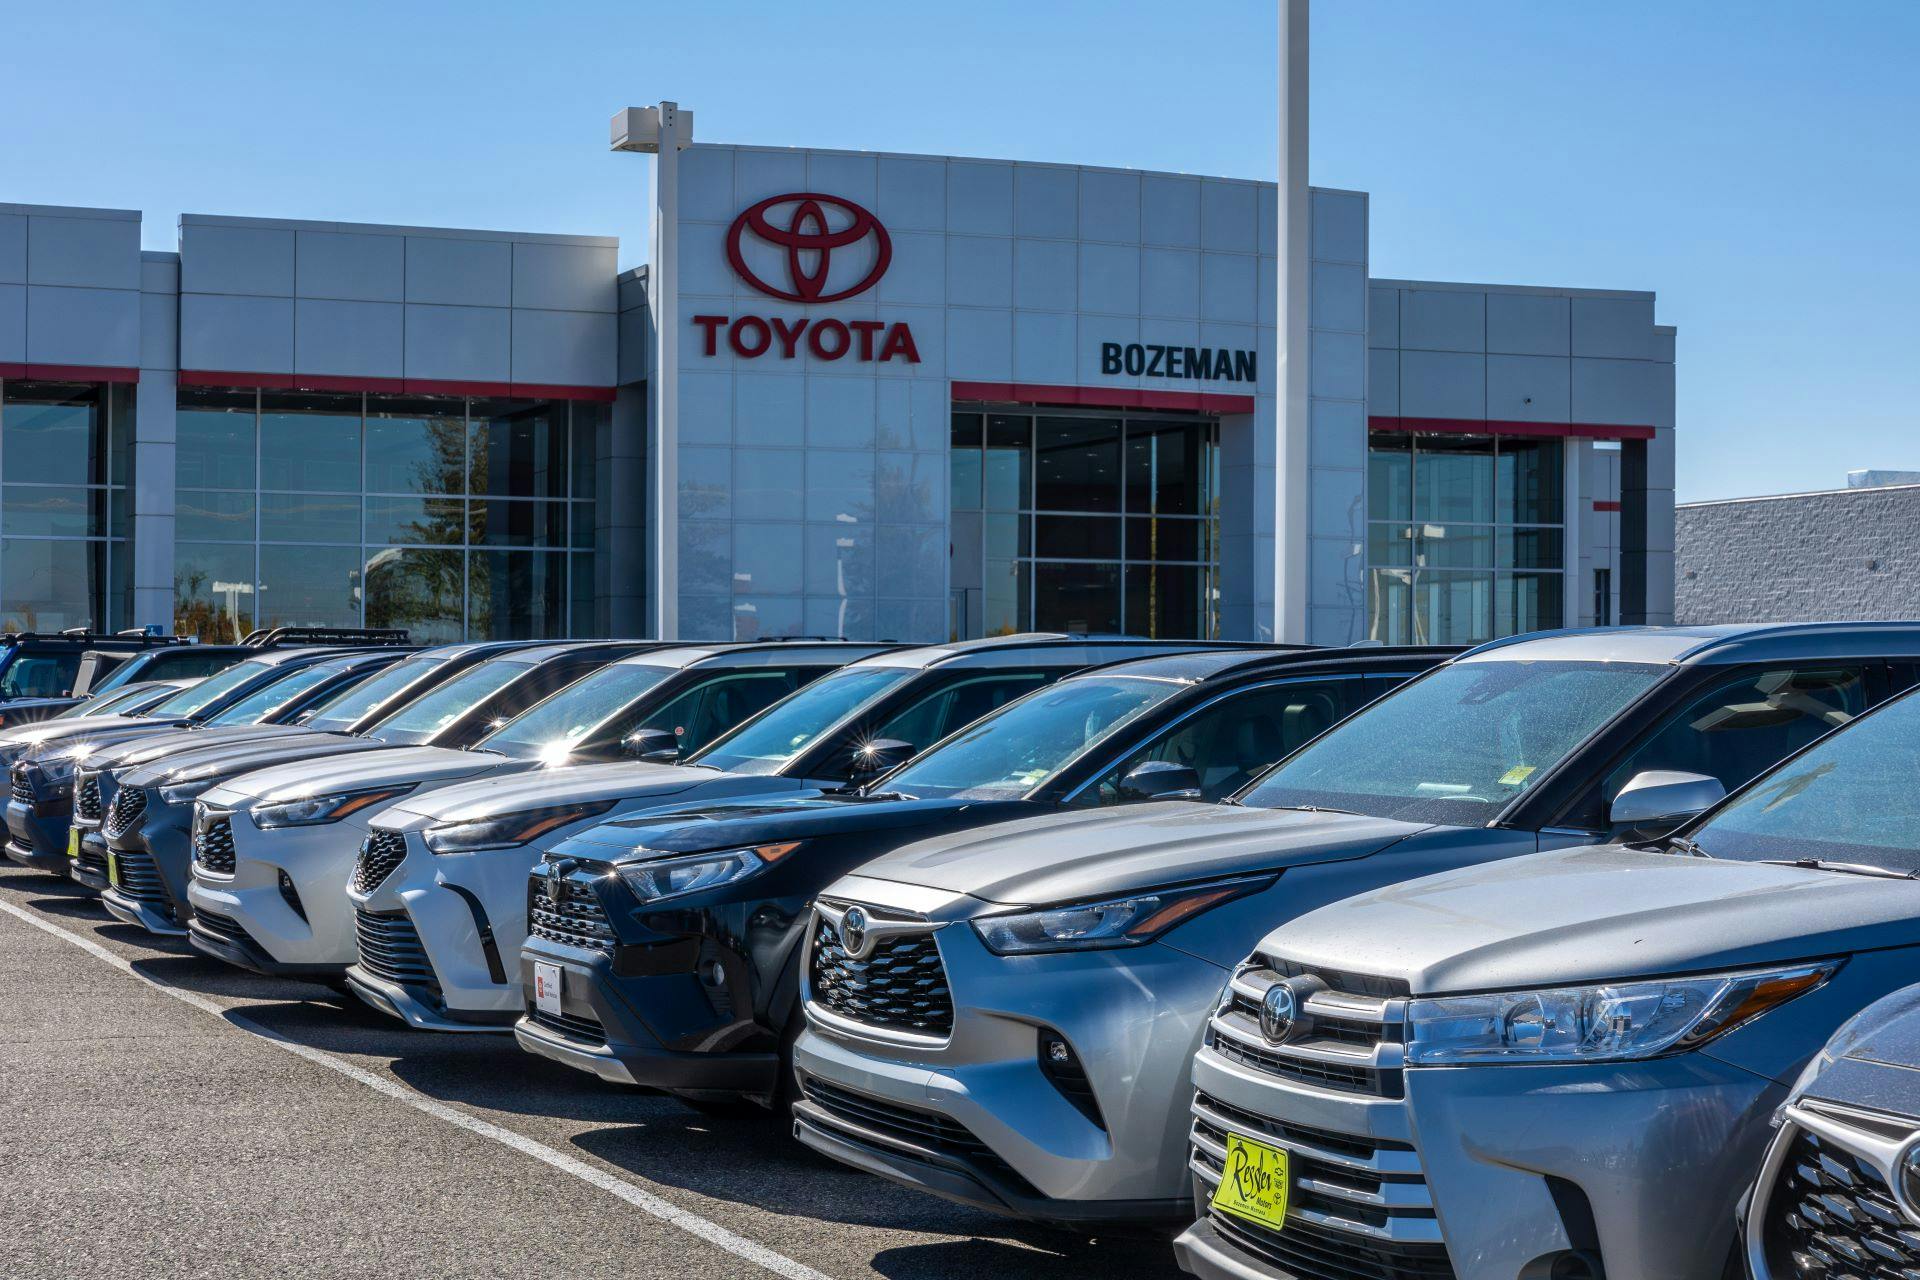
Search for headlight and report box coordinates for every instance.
[422,801,616,855]
[972,875,1275,955]
[1405,962,1839,1066]
[252,785,415,830]
[159,777,218,806]
[616,842,800,904]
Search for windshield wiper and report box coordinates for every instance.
[1758,858,1920,881]
[1666,835,1705,857]
[1284,804,1361,817]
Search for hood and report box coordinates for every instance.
[549,793,1012,859]
[846,802,1426,907]
[19,717,190,764]
[1791,984,1920,1119]
[202,744,505,807]
[1271,846,1920,994]
[90,723,325,773]
[120,732,375,789]
[1,713,156,750]
[382,760,731,824]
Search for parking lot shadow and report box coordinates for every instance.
[871,1234,1185,1280]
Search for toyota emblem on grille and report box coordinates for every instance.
[1261,982,1300,1045]
[1899,1136,1920,1225]
[841,906,871,958]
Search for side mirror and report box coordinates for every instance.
[622,727,681,765]
[1118,759,1204,802]
[1608,770,1725,837]
[849,738,916,783]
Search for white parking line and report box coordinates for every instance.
[0,897,834,1280]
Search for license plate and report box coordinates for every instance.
[1210,1132,1290,1232]
[106,848,120,888]
[533,961,563,1016]
[66,828,79,860]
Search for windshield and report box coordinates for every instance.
[1241,659,1666,826]
[367,659,526,745]
[57,685,156,719]
[690,666,917,775]
[883,676,1181,801]
[204,661,348,725]
[1691,690,1920,874]
[476,664,675,761]
[147,659,274,718]
[303,654,443,733]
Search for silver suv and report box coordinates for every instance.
[792,624,1920,1230]
[1177,670,1920,1280]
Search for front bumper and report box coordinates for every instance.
[1179,1039,1783,1280]
[5,796,74,874]
[792,915,1227,1224]
[101,792,194,934]
[513,937,782,1093]
[185,808,370,973]
[343,826,538,1031]
[70,826,110,893]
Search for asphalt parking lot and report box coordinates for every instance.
[0,866,1189,1280]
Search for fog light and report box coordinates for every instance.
[1036,1028,1103,1128]
[277,871,307,922]
[708,961,725,985]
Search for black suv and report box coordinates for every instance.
[514,644,1454,1109]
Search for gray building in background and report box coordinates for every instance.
[1677,484,1920,624]
[1,130,1678,646]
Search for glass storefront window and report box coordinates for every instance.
[172,390,598,641]
[260,393,362,492]
[1,381,129,631]
[174,542,256,642]
[1365,434,1567,644]
[950,410,1219,640]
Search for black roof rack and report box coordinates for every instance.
[240,627,413,647]
[0,629,182,648]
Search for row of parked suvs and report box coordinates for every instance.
[3,621,1916,1280]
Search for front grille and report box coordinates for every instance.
[1189,1092,1451,1279]
[193,815,235,875]
[354,909,440,994]
[1205,960,1405,1098]
[1762,1123,1920,1278]
[526,1004,606,1044]
[105,787,147,839]
[808,909,952,1037]
[349,829,408,895]
[526,870,616,953]
[802,1079,1035,1192]
[10,767,34,806]
[75,774,101,821]
[76,841,108,878]
[111,850,168,905]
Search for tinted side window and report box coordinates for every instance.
[0,653,82,699]
[1583,666,1869,827]
[871,672,1055,757]
[614,669,805,759]
[155,650,242,680]
[1081,678,1357,805]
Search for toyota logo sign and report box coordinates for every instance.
[726,193,892,303]
[695,191,920,366]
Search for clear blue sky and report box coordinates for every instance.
[6,1,1915,502]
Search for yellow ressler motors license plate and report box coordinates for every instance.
[66,828,79,860]
[1210,1132,1290,1232]
[106,848,119,888]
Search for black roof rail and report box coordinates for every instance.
[241,627,414,647]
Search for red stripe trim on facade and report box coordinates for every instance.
[1369,415,1656,442]
[951,380,1257,416]
[1593,500,1622,512]
[178,370,619,403]
[0,363,140,384]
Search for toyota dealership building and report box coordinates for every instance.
[0,110,1676,647]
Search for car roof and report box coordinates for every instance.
[1077,645,1462,684]
[1459,622,1920,667]
[611,640,903,670]
[840,634,1272,673]
[491,639,664,666]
